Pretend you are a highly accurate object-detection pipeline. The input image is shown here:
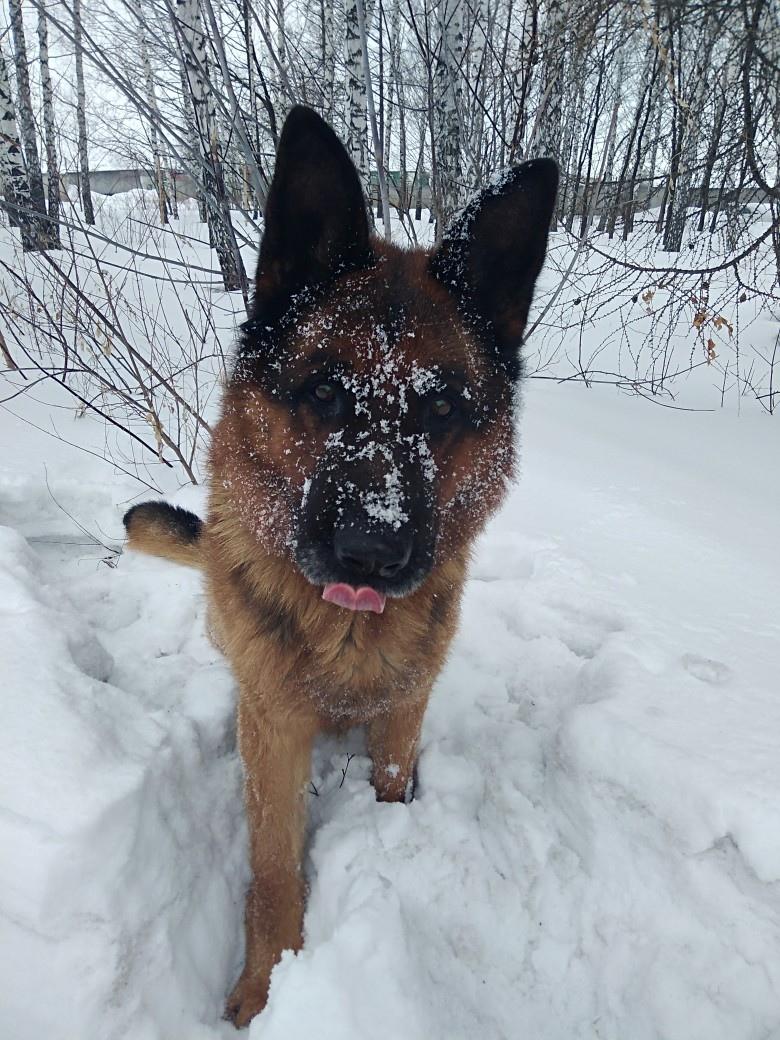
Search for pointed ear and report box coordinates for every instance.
[429,159,558,359]
[255,106,371,321]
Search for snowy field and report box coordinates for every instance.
[1,200,780,1039]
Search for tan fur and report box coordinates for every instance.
[124,513,201,568]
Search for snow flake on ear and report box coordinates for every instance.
[484,164,518,196]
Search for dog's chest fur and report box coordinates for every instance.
[203,510,465,726]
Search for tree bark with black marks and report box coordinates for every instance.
[175,0,247,296]
[8,0,56,247]
[536,0,566,165]
[0,42,36,250]
[345,0,371,197]
[72,0,95,224]
[37,3,61,248]
[136,3,168,225]
[433,0,464,238]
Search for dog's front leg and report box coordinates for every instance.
[368,692,430,803]
[225,697,316,1028]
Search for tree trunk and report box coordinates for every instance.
[8,0,54,246]
[645,85,663,216]
[321,0,336,120]
[697,58,733,233]
[137,7,168,224]
[511,0,539,162]
[598,40,625,234]
[414,124,426,220]
[176,58,207,222]
[536,0,566,165]
[623,59,659,239]
[556,38,584,223]
[36,4,60,248]
[345,0,371,198]
[175,0,247,297]
[0,43,36,250]
[72,0,95,224]
[395,7,409,214]
[244,0,262,216]
[275,0,288,109]
[465,0,488,189]
[663,15,714,252]
[356,0,391,236]
[433,0,464,238]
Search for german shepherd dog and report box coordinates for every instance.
[124,106,557,1026]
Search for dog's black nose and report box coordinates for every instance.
[334,527,412,580]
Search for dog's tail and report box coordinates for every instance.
[123,501,203,569]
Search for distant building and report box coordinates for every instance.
[60,168,200,199]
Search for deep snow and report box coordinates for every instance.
[2,370,780,1039]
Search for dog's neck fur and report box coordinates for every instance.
[204,485,467,725]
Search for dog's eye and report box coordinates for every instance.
[428,395,456,421]
[313,381,337,404]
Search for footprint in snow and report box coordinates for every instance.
[681,653,732,686]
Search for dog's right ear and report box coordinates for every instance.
[254,106,370,322]
[429,159,558,364]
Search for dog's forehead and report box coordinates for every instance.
[292,255,485,384]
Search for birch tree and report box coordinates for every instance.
[37,2,61,248]
[0,42,36,251]
[174,0,247,295]
[433,0,464,237]
[72,0,95,224]
[321,0,336,120]
[137,8,168,224]
[345,0,371,196]
[535,0,566,164]
[8,0,54,246]
[463,0,488,188]
[596,40,626,233]
[356,0,391,235]
[243,0,262,212]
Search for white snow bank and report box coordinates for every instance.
[1,381,779,1039]
[0,519,245,1040]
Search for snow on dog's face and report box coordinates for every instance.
[243,257,513,602]
[215,107,557,607]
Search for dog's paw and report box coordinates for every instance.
[373,761,417,804]
[224,970,269,1029]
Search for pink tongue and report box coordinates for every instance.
[322,583,386,614]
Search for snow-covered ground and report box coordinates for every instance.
[2,375,779,1040]
[1,200,780,1039]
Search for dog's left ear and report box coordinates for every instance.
[255,106,370,323]
[430,159,558,359]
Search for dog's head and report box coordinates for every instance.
[215,107,557,613]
